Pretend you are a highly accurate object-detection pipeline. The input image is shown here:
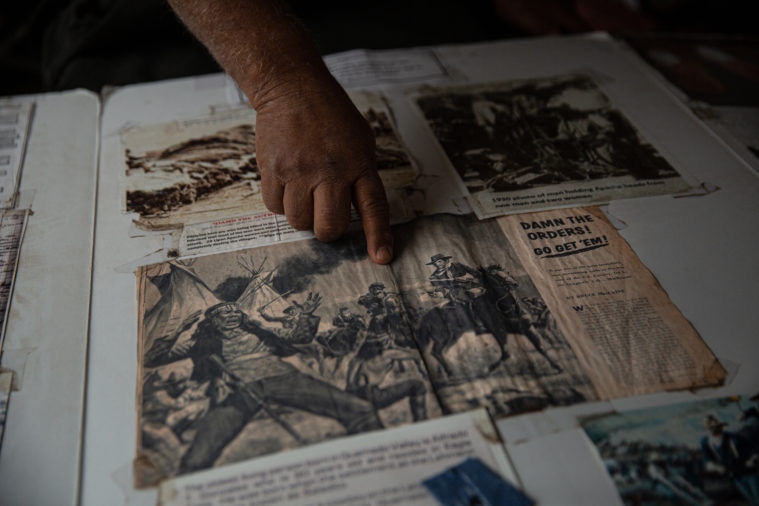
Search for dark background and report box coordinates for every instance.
[1,0,757,96]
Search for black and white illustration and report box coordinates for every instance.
[391,214,598,417]
[123,92,417,230]
[412,75,691,217]
[137,213,601,484]
[137,236,439,485]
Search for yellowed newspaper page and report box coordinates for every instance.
[497,206,724,399]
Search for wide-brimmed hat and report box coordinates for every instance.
[426,254,452,265]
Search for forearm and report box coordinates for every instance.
[168,0,393,263]
[167,0,329,109]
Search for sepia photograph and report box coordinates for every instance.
[122,92,417,230]
[583,394,759,505]
[411,75,691,216]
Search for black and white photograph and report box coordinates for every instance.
[583,394,759,505]
[412,75,691,217]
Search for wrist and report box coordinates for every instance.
[246,56,336,112]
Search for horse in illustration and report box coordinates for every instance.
[413,265,560,379]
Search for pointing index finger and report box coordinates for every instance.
[352,172,393,264]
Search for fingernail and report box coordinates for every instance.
[376,245,392,264]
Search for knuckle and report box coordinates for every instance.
[288,217,311,231]
[358,195,388,219]
[315,221,346,242]
[262,194,285,214]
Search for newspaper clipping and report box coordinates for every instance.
[497,207,724,399]
[0,209,29,351]
[157,409,516,506]
[0,102,34,210]
[135,208,722,485]
[121,91,418,234]
[409,75,692,218]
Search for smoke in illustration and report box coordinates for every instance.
[271,234,367,295]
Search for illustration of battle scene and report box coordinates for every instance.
[583,394,759,506]
[390,214,597,416]
[122,92,415,229]
[413,75,682,194]
[136,214,597,484]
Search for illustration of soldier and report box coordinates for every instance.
[421,254,561,375]
[358,282,415,349]
[521,296,560,347]
[701,414,759,504]
[258,292,324,371]
[316,306,366,376]
[144,301,384,474]
[258,292,322,345]
[427,253,488,330]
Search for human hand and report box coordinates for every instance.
[166,0,393,263]
[253,68,393,264]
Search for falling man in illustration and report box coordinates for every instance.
[144,301,384,473]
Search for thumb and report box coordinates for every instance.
[353,172,393,264]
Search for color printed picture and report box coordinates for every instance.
[583,394,759,505]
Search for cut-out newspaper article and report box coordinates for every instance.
[0,209,29,353]
[121,91,418,235]
[136,208,723,485]
[409,75,692,218]
[583,394,759,505]
[136,240,443,487]
[157,409,516,506]
[0,102,34,209]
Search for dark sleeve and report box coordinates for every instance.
[456,262,482,278]
[700,437,714,462]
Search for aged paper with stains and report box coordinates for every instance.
[0,209,29,352]
[135,209,722,485]
[135,238,442,487]
[409,75,692,218]
[497,207,724,398]
[0,102,34,209]
[121,91,418,233]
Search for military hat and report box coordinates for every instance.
[426,254,452,265]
